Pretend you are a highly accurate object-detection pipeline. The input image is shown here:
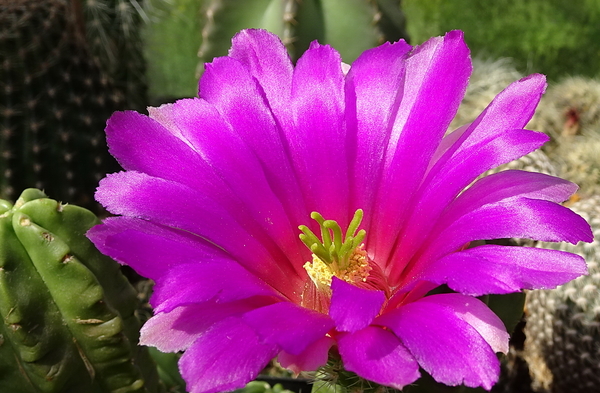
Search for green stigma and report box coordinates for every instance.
[299,209,366,272]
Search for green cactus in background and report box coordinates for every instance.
[0,0,148,211]
[0,189,161,393]
[197,0,409,75]
[143,0,409,100]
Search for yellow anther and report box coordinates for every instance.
[303,244,371,290]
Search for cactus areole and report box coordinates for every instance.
[88,29,592,393]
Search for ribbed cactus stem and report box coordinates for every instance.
[0,189,161,392]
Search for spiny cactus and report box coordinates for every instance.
[523,195,600,393]
[0,189,161,393]
[197,0,409,74]
[0,0,148,211]
[81,0,149,110]
[233,381,295,393]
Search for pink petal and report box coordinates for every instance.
[337,326,420,390]
[278,336,335,374]
[140,299,273,352]
[426,197,593,265]
[228,29,294,129]
[435,73,546,162]
[179,317,279,393]
[243,302,333,355]
[87,217,226,280]
[170,98,307,274]
[329,277,385,332]
[200,55,308,229]
[370,31,471,265]
[151,260,281,313]
[105,111,211,191]
[378,299,500,390]
[96,171,301,298]
[345,40,412,232]
[419,245,588,296]
[287,41,348,223]
[446,170,578,221]
[389,130,549,282]
[416,294,510,353]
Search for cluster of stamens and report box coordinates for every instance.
[299,209,371,290]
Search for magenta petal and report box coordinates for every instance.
[228,29,294,128]
[420,245,588,296]
[370,31,471,264]
[278,336,335,374]
[170,98,306,273]
[390,130,550,280]
[329,277,385,332]
[456,74,547,150]
[96,171,301,296]
[179,317,279,393]
[151,260,281,313]
[287,42,348,222]
[140,299,273,352]
[412,196,593,274]
[87,217,226,280]
[200,55,308,227]
[338,326,420,390]
[378,299,500,390]
[428,197,593,263]
[416,294,510,353]
[105,111,210,190]
[140,307,200,352]
[446,170,578,222]
[345,40,411,230]
[243,302,333,355]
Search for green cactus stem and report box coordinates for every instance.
[0,189,161,393]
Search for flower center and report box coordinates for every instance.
[299,209,371,289]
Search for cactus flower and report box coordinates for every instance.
[88,29,593,393]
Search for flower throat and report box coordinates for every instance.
[299,209,371,290]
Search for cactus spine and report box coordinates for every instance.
[0,189,161,393]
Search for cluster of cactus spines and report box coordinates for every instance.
[0,0,151,211]
[197,0,409,75]
[0,189,161,392]
[81,0,149,110]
